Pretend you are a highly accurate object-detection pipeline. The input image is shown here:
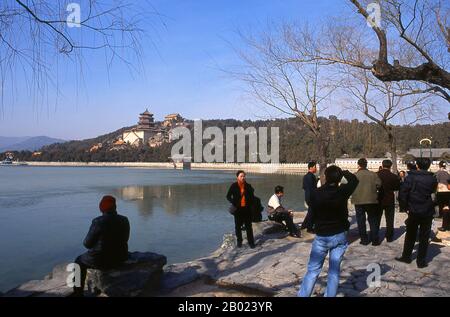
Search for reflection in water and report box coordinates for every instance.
[121,186,144,200]
[113,174,306,219]
[114,183,231,216]
[0,167,307,292]
[115,186,154,215]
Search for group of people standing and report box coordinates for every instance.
[351,158,449,269]
[436,161,450,232]
[68,159,448,297]
[226,158,450,297]
[352,158,398,246]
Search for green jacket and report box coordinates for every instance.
[351,169,382,205]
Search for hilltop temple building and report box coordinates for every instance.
[122,110,158,146]
[163,113,184,128]
[121,109,187,147]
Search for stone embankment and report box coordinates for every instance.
[24,162,439,174]
[4,211,449,297]
[161,211,450,297]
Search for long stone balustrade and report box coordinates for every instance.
[24,161,440,173]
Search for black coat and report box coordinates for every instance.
[399,170,438,217]
[83,211,130,266]
[226,182,255,210]
[251,196,264,222]
[310,170,359,236]
[377,169,401,207]
[303,172,318,205]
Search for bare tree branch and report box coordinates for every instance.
[341,65,439,172]
[0,0,158,112]
[349,0,450,91]
[229,26,339,176]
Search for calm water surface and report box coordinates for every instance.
[0,167,305,292]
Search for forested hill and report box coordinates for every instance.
[4,117,450,163]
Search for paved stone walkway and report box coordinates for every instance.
[162,211,450,297]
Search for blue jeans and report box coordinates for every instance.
[298,232,348,297]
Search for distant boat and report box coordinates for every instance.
[0,160,28,166]
[0,153,28,166]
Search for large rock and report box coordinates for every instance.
[86,252,167,297]
[5,263,75,297]
[4,252,167,297]
[262,221,289,235]
[220,233,236,249]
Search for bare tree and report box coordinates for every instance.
[0,0,157,111]
[340,68,437,172]
[231,29,339,178]
[267,19,445,172]
[281,0,449,102]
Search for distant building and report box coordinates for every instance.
[149,132,168,148]
[121,109,188,148]
[406,148,450,160]
[163,113,184,128]
[123,109,157,146]
[89,143,103,153]
[335,157,403,167]
[113,139,125,146]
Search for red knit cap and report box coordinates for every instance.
[99,195,116,213]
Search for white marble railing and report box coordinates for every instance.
[25,161,175,168]
[24,161,440,173]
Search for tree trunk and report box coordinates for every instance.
[317,136,329,184]
[387,130,398,174]
[372,60,450,93]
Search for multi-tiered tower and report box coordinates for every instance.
[123,109,157,146]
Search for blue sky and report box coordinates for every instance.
[0,0,349,140]
[2,0,444,140]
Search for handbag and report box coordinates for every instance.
[228,204,237,215]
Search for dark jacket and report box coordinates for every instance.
[250,196,264,222]
[377,169,401,207]
[310,170,359,236]
[399,170,438,217]
[226,182,255,211]
[303,172,318,205]
[351,169,382,205]
[84,211,130,266]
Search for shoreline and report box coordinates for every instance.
[23,161,311,173]
[21,162,438,173]
[4,211,450,297]
[161,211,450,297]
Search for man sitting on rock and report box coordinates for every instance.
[267,186,301,238]
[72,195,130,296]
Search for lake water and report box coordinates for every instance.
[0,167,305,292]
